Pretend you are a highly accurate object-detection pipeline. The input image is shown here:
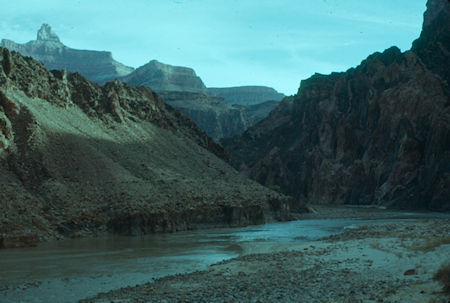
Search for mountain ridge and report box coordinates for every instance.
[1,24,134,84]
[222,0,450,210]
[0,46,300,245]
[1,25,285,140]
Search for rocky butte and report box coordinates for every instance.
[0,47,302,247]
[2,25,285,140]
[120,59,207,93]
[223,0,450,210]
[1,24,134,84]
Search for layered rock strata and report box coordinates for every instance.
[2,25,284,140]
[120,60,207,93]
[1,24,133,84]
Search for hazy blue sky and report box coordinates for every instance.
[1,0,426,94]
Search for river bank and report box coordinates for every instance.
[1,206,448,302]
[82,215,450,303]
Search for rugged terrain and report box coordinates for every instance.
[223,0,450,210]
[158,91,279,140]
[2,26,284,140]
[1,24,133,84]
[0,47,301,245]
[121,62,283,140]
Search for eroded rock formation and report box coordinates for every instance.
[1,24,134,84]
[2,26,284,140]
[158,91,279,140]
[223,0,450,210]
[0,47,301,244]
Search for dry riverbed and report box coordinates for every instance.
[82,209,450,303]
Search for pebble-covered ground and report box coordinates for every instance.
[81,217,450,303]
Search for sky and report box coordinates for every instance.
[0,0,426,95]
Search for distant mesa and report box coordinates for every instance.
[119,61,285,140]
[119,60,207,93]
[1,24,134,84]
[1,23,285,140]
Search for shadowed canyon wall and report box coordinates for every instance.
[223,0,450,210]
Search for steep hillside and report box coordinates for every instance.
[207,86,285,105]
[0,47,299,246]
[223,0,450,210]
[1,24,133,84]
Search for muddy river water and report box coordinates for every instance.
[0,215,435,303]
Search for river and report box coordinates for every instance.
[0,216,432,303]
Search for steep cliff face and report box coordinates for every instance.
[1,24,134,84]
[120,60,207,93]
[0,47,299,243]
[223,0,450,210]
[207,86,285,105]
[411,0,450,84]
[158,91,279,140]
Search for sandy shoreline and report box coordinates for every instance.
[1,207,448,302]
[80,209,450,303]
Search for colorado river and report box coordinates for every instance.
[0,216,430,303]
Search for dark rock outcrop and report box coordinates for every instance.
[223,0,450,210]
[0,47,300,245]
[1,24,134,84]
[207,86,285,105]
[411,0,450,84]
[120,60,206,93]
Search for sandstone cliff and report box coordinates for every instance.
[0,47,300,245]
[223,0,450,210]
[120,60,207,93]
[207,86,285,106]
[1,24,134,84]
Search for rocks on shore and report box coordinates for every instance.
[81,218,450,303]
